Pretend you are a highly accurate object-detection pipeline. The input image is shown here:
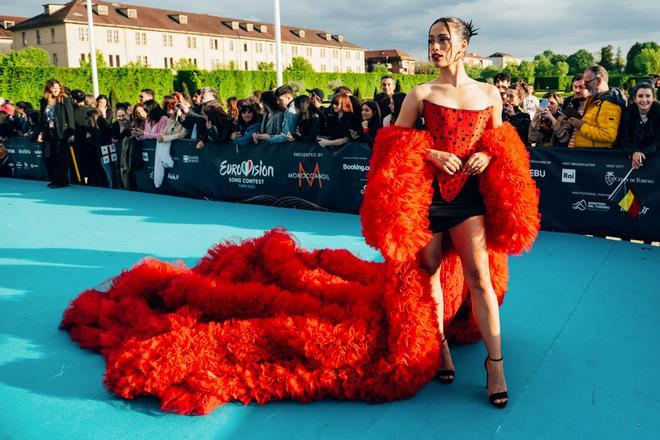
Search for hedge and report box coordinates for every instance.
[2,66,651,107]
[0,67,174,105]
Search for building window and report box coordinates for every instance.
[107,29,113,43]
[333,65,339,72]
[321,64,326,72]
[80,53,86,63]
[36,30,41,45]
[50,28,55,42]
[244,61,249,70]
[52,53,58,65]
[270,44,273,54]
[109,54,114,67]
[320,48,326,57]
[137,55,148,66]
[79,26,88,42]
[333,50,338,59]
[22,32,27,47]
[163,34,173,47]
[292,46,298,56]
[135,32,146,45]
[243,42,248,52]
[187,36,196,49]
[115,55,120,67]
[113,30,119,43]
[210,38,219,50]
[229,40,234,51]
[164,57,168,68]
[306,47,312,57]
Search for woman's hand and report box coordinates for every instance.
[157,135,164,143]
[195,140,205,150]
[632,152,646,169]
[427,149,462,175]
[463,152,492,175]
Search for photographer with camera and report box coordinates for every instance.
[528,92,571,147]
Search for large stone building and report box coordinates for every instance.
[464,52,494,68]
[0,16,26,53]
[365,49,415,74]
[487,52,521,68]
[11,1,366,72]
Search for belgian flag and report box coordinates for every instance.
[607,175,641,218]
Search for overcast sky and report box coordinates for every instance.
[3,0,658,60]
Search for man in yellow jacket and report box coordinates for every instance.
[569,65,625,148]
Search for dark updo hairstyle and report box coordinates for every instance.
[428,17,479,63]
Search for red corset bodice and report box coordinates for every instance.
[423,100,492,201]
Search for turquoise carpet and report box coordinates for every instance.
[1,177,659,440]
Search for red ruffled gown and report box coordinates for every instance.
[61,106,540,415]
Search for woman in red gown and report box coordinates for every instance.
[60,18,538,414]
[395,17,512,408]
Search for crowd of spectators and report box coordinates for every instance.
[0,68,657,189]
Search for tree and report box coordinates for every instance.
[551,54,567,64]
[286,56,314,72]
[533,54,554,77]
[633,47,660,75]
[615,47,626,73]
[465,64,483,80]
[517,61,535,82]
[599,45,615,71]
[566,49,595,74]
[288,80,305,94]
[109,87,120,109]
[626,42,660,74]
[180,81,192,101]
[79,49,107,68]
[554,61,570,77]
[371,63,389,74]
[0,47,52,68]
[172,58,198,70]
[394,79,402,93]
[227,61,237,70]
[480,66,501,81]
[415,60,437,74]
[503,63,519,81]
[257,62,274,71]
[373,86,379,99]
[353,87,361,98]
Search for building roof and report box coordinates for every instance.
[12,1,363,49]
[464,52,486,60]
[364,49,414,60]
[488,52,516,58]
[0,15,27,39]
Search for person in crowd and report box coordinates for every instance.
[84,94,97,108]
[502,86,531,145]
[71,89,93,129]
[335,86,364,130]
[0,100,15,132]
[254,90,285,142]
[96,94,113,124]
[84,108,115,187]
[375,75,396,119]
[319,92,354,149]
[562,74,589,113]
[528,92,571,147]
[180,86,219,141]
[5,102,34,137]
[129,103,147,140]
[149,95,188,188]
[253,85,297,144]
[307,88,328,131]
[142,99,168,141]
[230,103,262,146]
[494,72,511,89]
[226,97,239,128]
[111,107,132,144]
[37,78,75,188]
[191,89,202,109]
[116,102,131,113]
[517,82,539,119]
[69,89,97,184]
[198,103,232,147]
[571,65,624,148]
[139,89,155,105]
[618,83,658,169]
[354,100,382,147]
[382,92,407,127]
[289,95,321,143]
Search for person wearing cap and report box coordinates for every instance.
[307,87,329,134]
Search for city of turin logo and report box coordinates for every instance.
[605,171,616,186]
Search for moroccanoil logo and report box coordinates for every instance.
[287,162,330,188]
[219,159,274,178]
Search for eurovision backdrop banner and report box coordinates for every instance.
[2,139,658,241]
[529,148,659,242]
[1,137,48,181]
[132,139,372,214]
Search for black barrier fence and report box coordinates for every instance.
[2,138,658,241]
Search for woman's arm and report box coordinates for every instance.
[393,86,422,128]
[318,137,349,147]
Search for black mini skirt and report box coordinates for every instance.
[428,176,486,233]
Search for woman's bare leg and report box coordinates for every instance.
[421,232,454,379]
[449,216,507,405]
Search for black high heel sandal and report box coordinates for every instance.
[435,337,455,384]
[484,355,508,409]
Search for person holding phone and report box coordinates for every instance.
[528,92,571,147]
